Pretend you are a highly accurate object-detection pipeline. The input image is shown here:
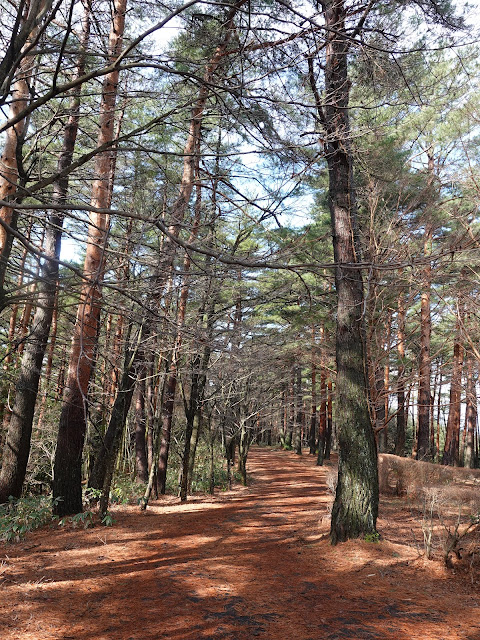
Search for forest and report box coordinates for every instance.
[1,0,480,550]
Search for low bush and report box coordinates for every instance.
[0,495,59,543]
[109,476,145,505]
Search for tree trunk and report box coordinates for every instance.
[311,0,378,543]
[324,379,333,460]
[157,176,203,495]
[417,220,433,461]
[0,1,48,295]
[464,353,476,469]
[430,364,439,460]
[238,419,250,486]
[285,372,295,449]
[36,287,59,432]
[157,368,177,495]
[0,0,54,103]
[317,326,327,465]
[53,0,127,516]
[89,341,139,494]
[280,385,288,449]
[395,282,407,456]
[0,234,31,424]
[208,418,215,495]
[0,3,91,503]
[382,314,391,451]
[443,307,464,466]
[436,365,443,459]
[309,326,317,455]
[182,294,214,500]
[375,364,386,453]
[293,364,303,455]
[145,353,156,472]
[134,375,148,483]
[180,354,201,501]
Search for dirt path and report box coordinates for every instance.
[1,448,479,640]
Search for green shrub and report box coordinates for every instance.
[109,475,145,505]
[364,531,380,543]
[0,495,59,543]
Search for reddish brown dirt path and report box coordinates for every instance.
[1,448,479,640]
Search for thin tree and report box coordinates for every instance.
[395,277,407,456]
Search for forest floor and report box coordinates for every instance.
[1,447,480,640]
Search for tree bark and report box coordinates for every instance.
[0,4,44,294]
[53,0,127,516]
[0,0,54,104]
[417,205,433,460]
[311,0,378,543]
[464,353,477,469]
[134,375,148,483]
[157,170,203,495]
[182,294,215,500]
[442,306,464,466]
[382,314,391,451]
[309,326,317,455]
[317,326,327,465]
[0,2,91,503]
[324,378,333,460]
[89,341,140,493]
[145,352,156,472]
[285,370,295,449]
[395,282,407,456]
[238,419,250,486]
[293,363,303,455]
[374,364,386,453]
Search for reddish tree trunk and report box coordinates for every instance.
[53,0,127,516]
[0,1,91,503]
[0,0,54,294]
[443,308,464,466]
[293,363,303,455]
[309,327,317,455]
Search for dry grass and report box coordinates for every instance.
[378,454,480,575]
[378,454,480,500]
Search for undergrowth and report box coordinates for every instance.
[0,489,116,543]
[108,476,145,505]
[0,495,58,543]
[1,446,247,543]
[166,442,244,494]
